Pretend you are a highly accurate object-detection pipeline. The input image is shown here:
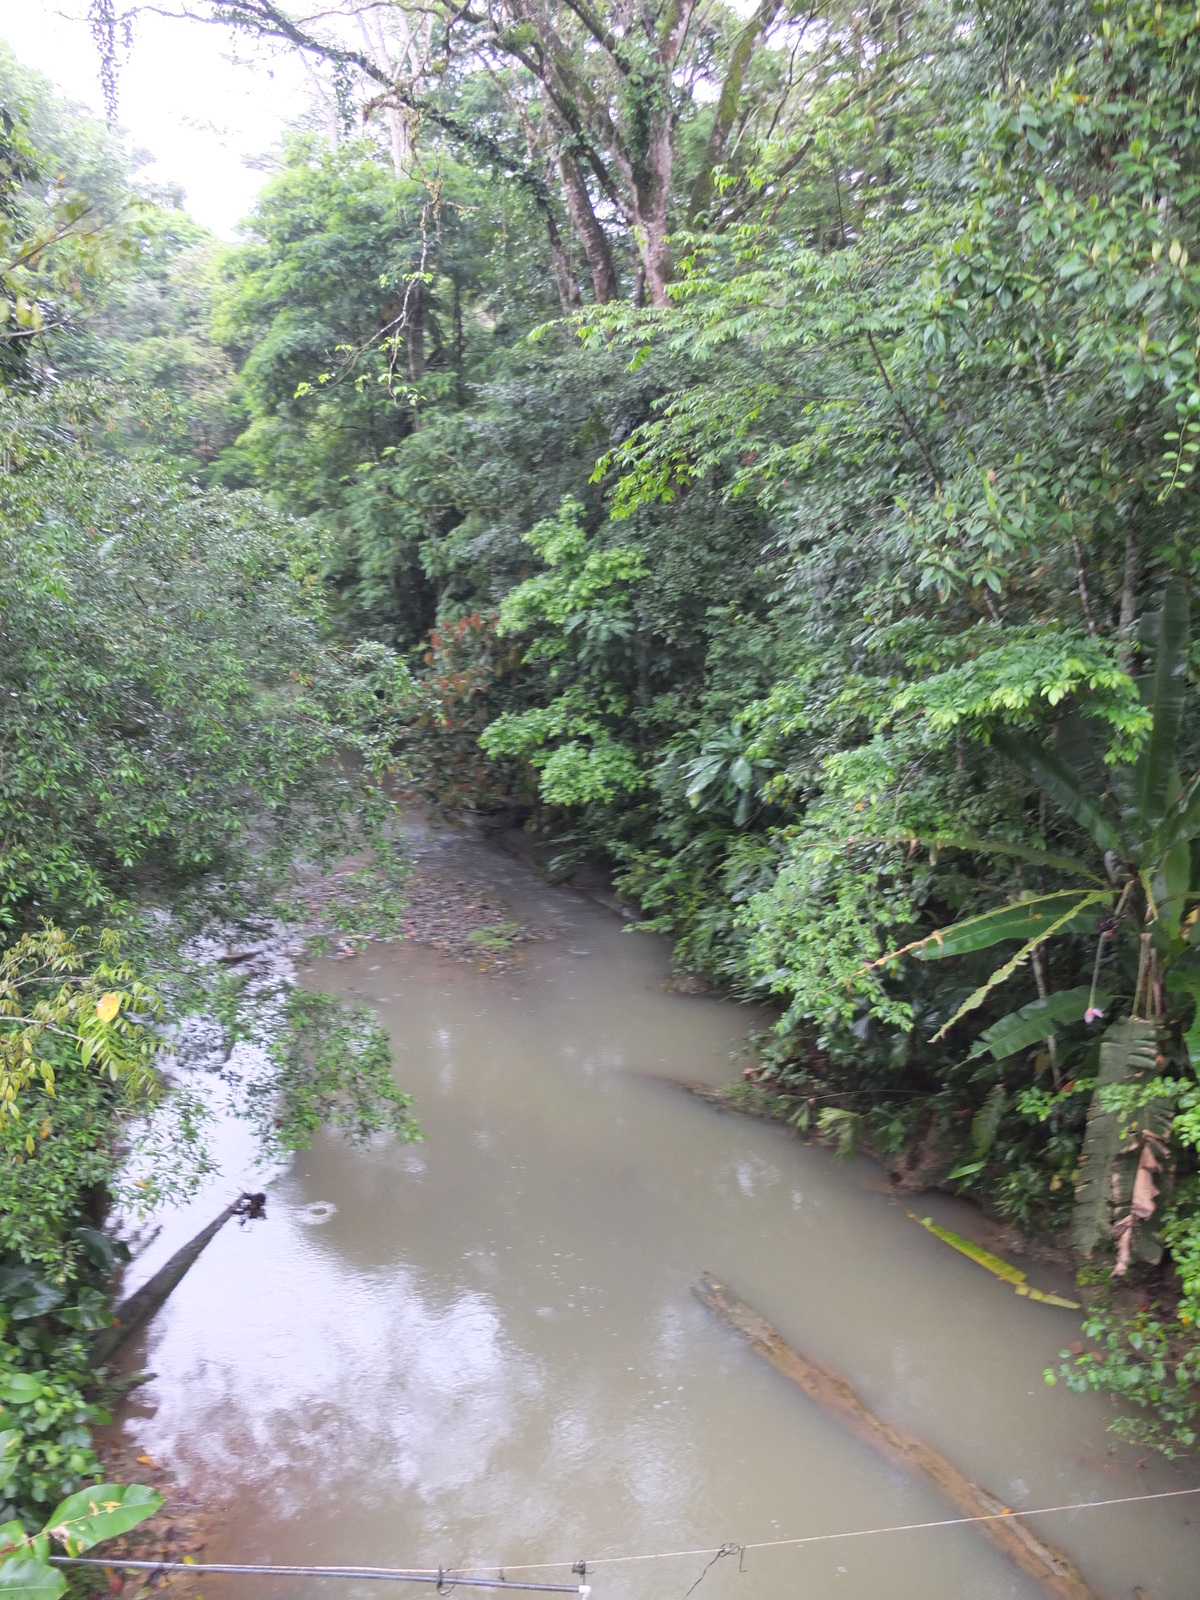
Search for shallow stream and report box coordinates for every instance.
[117,822,1200,1600]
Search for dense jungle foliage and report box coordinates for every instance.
[5,0,1200,1511]
[0,43,413,1545]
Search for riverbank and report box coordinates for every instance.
[77,1435,215,1598]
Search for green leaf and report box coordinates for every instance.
[1149,768,1200,858]
[916,1216,1027,1283]
[1073,1018,1160,1255]
[0,1560,66,1600]
[44,1484,162,1557]
[0,1432,20,1493]
[1134,580,1190,830]
[971,986,1104,1061]
[930,892,1111,1042]
[8,1284,65,1322]
[1151,832,1192,932]
[947,1158,987,1180]
[992,731,1122,854]
[0,1522,25,1558]
[971,1084,1008,1155]
[0,1376,41,1406]
[936,833,1105,884]
[907,891,1102,961]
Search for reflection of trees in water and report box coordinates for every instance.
[138,1254,542,1514]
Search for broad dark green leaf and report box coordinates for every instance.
[0,1376,41,1407]
[0,1433,20,1493]
[912,891,1101,960]
[992,731,1122,855]
[1151,833,1192,933]
[1133,580,1190,829]
[0,1561,65,1600]
[971,986,1103,1061]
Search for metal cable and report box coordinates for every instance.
[461,1482,1200,1574]
[50,1560,588,1594]
[48,1483,1200,1589]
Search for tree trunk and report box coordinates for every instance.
[558,148,619,302]
[634,203,672,307]
[452,276,465,399]
[695,1273,1097,1600]
[1118,517,1141,672]
[406,277,426,379]
[544,205,582,311]
[91,1201,249,1363]
[628,126,675,307]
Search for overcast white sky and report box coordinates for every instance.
[2,2,313,236]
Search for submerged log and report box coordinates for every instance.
[92,1193,265,1363]
[694,1273,1096,1600]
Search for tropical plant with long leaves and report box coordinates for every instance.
[871,580,1200,1273]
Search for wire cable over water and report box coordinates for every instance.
[482,1483,1200,1574]
[50,1483,1200,1588]
[50,1562,590,1595]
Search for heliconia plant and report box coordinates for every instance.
[869,580,1200,1276]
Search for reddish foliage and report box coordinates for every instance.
[393,613,530,811]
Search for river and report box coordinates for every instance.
[114,820,1200,1600]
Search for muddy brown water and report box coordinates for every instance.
[116,822,1200,1600]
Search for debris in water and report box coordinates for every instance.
[695,1272,1095,1600]
[912,1215,1079,1308]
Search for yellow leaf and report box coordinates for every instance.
[95,992,122,1023]
[915,1214,1028,1283]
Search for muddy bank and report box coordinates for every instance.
[81,1434,216,1598]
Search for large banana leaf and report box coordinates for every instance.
[969,985,1104,1062]
[1133,579,1190,830]
[932,833,1105,884]
[930,891,1111,1041]
[992,730,1123,855]
[1146,768,1200,859]
[1168,965,1200,1066]
[1150,831,1192,933]
[892,890,1104,963]
[1073,1018,1160,1255]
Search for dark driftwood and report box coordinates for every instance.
[92,1194,264,1363]
[694,1273,1096,1600]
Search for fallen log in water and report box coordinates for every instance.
[92,1193,265,1364]
[693,1273,1096,1600]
